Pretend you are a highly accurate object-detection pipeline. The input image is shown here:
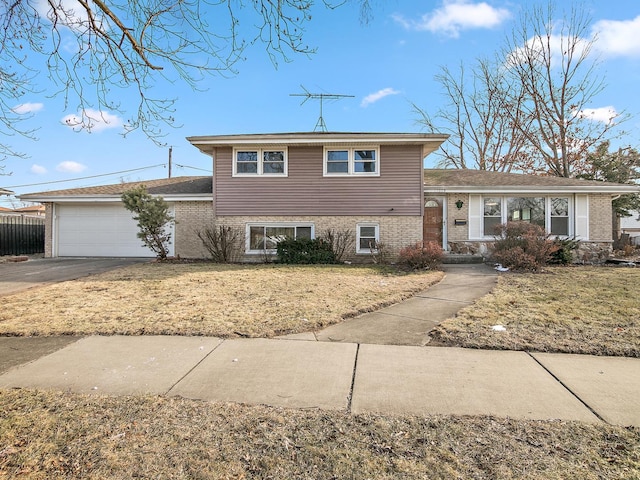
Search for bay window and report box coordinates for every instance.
[481,196,572,237]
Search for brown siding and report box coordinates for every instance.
[214,145,423,216]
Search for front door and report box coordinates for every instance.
[423,198,443,245]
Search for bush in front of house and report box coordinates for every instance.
[197,225,243,263]
[320,228,355,263]
[276,237,336,264]
[491,222,556,272]
[548,237,580,265]
[398,241,444,270]
[121,185,174,259]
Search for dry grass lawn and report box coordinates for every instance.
[0,263,443,337]
[1,390,639,479]
[431,267,640,357]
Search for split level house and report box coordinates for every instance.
[20,132,640,263]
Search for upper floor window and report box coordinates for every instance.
[233,148,287,176]
[324,147,379,176]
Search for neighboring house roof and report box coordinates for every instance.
[19,176,213,202]
[0,187,14,196]
[424,169,640,194]
[187,132,449,158]
[14,205,45,214]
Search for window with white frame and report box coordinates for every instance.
[234,148,287,176]
[247,224,313,253]
[483,197,502,236]
[550,198,570,236]
[356,223,379,253]
[481,196,571,237]
[324,147,379,176]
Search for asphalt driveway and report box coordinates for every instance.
[0,257,150,296]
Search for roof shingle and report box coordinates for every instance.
[21,176,212,198]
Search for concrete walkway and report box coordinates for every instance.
[1,264,639,427]
[311,263,497,345]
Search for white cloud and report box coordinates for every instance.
[56,161,88,173]
[361,88,401,107]
[577,106,618,124]
[393,0,511,38]
[34,0,95,28]
[506,33,592,69]
[30,164,47,175]
[12,103,44,115]
[592,16,640,58]
[62,108,123,133]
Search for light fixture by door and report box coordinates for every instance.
[455,199,464,209]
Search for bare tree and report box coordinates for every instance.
[502,1,625,177]
[418,2,626,177]
[0,0,357,161]
[415,57,531,172]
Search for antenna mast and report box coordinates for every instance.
[290,86,354,132]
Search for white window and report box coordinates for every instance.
[550,198,570,236]
[233,148,287,176]
[324,147,379,176]
[356,223,379,253]
[246,223,313,253]
[483,197,502,236]
[480,196,572,237]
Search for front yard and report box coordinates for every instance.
[0,263,443,337]
[2,263,640,478]
[431,267,640,357]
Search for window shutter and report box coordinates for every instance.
[575,194,589,240]
[468,194,482,239]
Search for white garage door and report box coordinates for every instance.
[56,203,174,257]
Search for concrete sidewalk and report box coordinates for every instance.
[1,335,639,426]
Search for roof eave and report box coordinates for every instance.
[19,193,213,203]
[424,185,640,194]
[187,132,449,155]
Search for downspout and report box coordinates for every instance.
[51,203,57,258]
[612,194,621,243]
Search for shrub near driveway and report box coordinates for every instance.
[431,267,640,357]
[0,263,444,337]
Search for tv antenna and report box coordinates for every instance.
[290,86,354,132]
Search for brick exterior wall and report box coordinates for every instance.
[446,194,469,242]
[215,215,422,263]
[589,193,613,242]
[44,203,54,258]
[174,201,215,258]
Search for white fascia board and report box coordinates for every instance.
[19,194,213,203]
[424,185,640,195]
[188,133,449,157]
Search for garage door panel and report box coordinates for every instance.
[56,203,173,257]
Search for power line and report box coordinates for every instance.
[175,164,212,173]
[4,164,166,189]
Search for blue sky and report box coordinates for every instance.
[2,0,640,206]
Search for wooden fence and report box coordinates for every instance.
[0,215,45,256]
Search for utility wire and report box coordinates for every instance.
[5,164,166,189]
[175,164,212,173]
